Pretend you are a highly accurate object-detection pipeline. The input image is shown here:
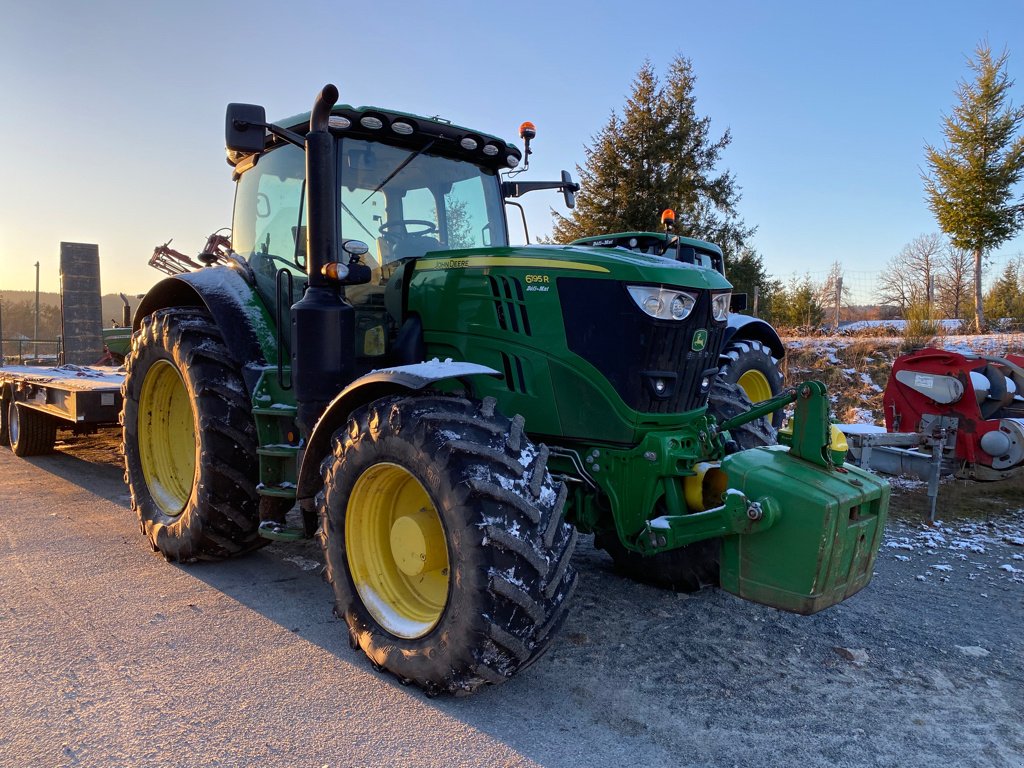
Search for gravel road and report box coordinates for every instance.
[1,432,1022,768]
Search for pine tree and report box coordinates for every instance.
[727,248,780,319]
[924,43,1024,332]
[775,274,825,330]
[983,257,1024,324]
[552,55,754,260]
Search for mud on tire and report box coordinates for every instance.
[319,394,578,696]
[122,308,262,561]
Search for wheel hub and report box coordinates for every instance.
[346,462,450,638]
[138,359,196,516]
[738,368,773,404]
[390,509,447,576]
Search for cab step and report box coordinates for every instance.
[257,520,307,541]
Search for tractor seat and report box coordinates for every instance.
[389,235,446,261]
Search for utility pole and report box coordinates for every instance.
[752,286,760,318]
[34,261,40,359]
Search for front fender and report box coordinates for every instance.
[295,361,501,502]
[723,315,785,360]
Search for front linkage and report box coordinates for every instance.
[584,382,889,614]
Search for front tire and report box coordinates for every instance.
[122,308,261,561]
[599,381,776,592]
[319,394,577,695]
[598,533,720,592]
[718,339,784,427]
[708,379,777,450]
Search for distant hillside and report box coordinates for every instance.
[1,291,143,338]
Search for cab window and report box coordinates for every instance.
[232,144,307,311]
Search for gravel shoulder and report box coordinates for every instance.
[0,432,1022,767]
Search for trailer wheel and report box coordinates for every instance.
[0,386,10,447]
[8,401,57,457]
[718,340,784,427]
[599,380,776,592]
[122,308,261,561]
[319,394,577,695]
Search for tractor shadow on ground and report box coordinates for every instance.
[18,434,128,502]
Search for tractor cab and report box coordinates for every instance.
[229,112,508,371]
[227,105,575,372]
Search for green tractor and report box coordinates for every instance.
[121,84,888,696]
[571,212,785,426]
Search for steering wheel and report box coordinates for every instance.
[378,219,437,238]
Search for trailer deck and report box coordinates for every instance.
[0,365,125,455]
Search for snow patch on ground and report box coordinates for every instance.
[282,555,320,571]
[883,510,1024,585]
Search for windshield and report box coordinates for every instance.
[338,138,509,268]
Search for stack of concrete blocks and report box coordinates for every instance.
[60,242,103,365]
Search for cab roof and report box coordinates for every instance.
[230,103,522,175]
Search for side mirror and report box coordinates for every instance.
[730,293,748,313]
[226,103,268,154]
[561,170,578,209]
[342,239,370,257]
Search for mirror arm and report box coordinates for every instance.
[501,179,580,198]
[232,119,306,150]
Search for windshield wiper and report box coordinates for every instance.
[341,199,378,241]
[362,139,436,204]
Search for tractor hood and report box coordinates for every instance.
[411,244,733,292]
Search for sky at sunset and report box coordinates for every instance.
[1,0,1023,296]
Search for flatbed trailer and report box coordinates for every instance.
[0,365,125,456]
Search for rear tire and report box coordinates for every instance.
[122,308,262,561]
[319,394,577,695]
[718,339,784,428]
[8,400,57,457]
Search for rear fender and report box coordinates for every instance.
[296,362,501,502]
[133,265,279,395]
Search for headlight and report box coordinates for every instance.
[627,286,697,321]
[711,292,731,321]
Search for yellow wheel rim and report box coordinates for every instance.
[346,463,450,639]
[138,359,196,517]
[737,369,774,404]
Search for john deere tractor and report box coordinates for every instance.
[121,84,888,696]
[571,214,785,426]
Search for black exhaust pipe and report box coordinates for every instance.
[291,83,356,438]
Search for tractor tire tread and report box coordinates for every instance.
[122,308,263,561]
[319,394,577,695]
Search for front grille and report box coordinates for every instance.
[558,278,725,413]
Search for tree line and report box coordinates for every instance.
[550,45,1024,333]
